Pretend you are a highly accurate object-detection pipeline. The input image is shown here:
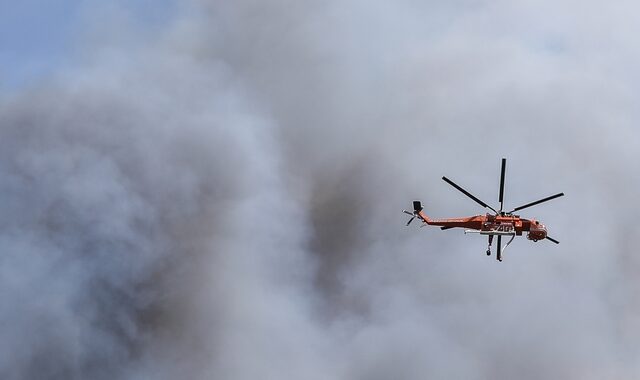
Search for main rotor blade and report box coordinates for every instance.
[546,236,560,244]
[496,235,502,261]
[442,176,498,214]
[509,192,564,213]
[498,158,506,212]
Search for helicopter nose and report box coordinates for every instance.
[527,222,547,241]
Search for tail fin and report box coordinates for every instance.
[413,200,431,223]
[404,200,431,226]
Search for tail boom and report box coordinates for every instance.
[409,201,484,229]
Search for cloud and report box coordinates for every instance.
[1,1,639,379]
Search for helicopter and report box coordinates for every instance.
[403,158,563,262]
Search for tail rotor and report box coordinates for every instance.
[403,211,416,226]
[403,201,423,226]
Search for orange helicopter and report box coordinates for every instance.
[403,158,563,261]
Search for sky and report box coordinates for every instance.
[1,1,640,379]
[0,0,174,89]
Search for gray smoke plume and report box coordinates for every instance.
[1,1,640,379]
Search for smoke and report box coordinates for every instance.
[1,0,640,379]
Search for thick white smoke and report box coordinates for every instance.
[1,1,640,379]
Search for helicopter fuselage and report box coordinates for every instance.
[416,211,548,242]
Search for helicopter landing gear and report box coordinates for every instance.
[486,235,493,256]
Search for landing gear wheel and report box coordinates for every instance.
[486,249,491,256]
